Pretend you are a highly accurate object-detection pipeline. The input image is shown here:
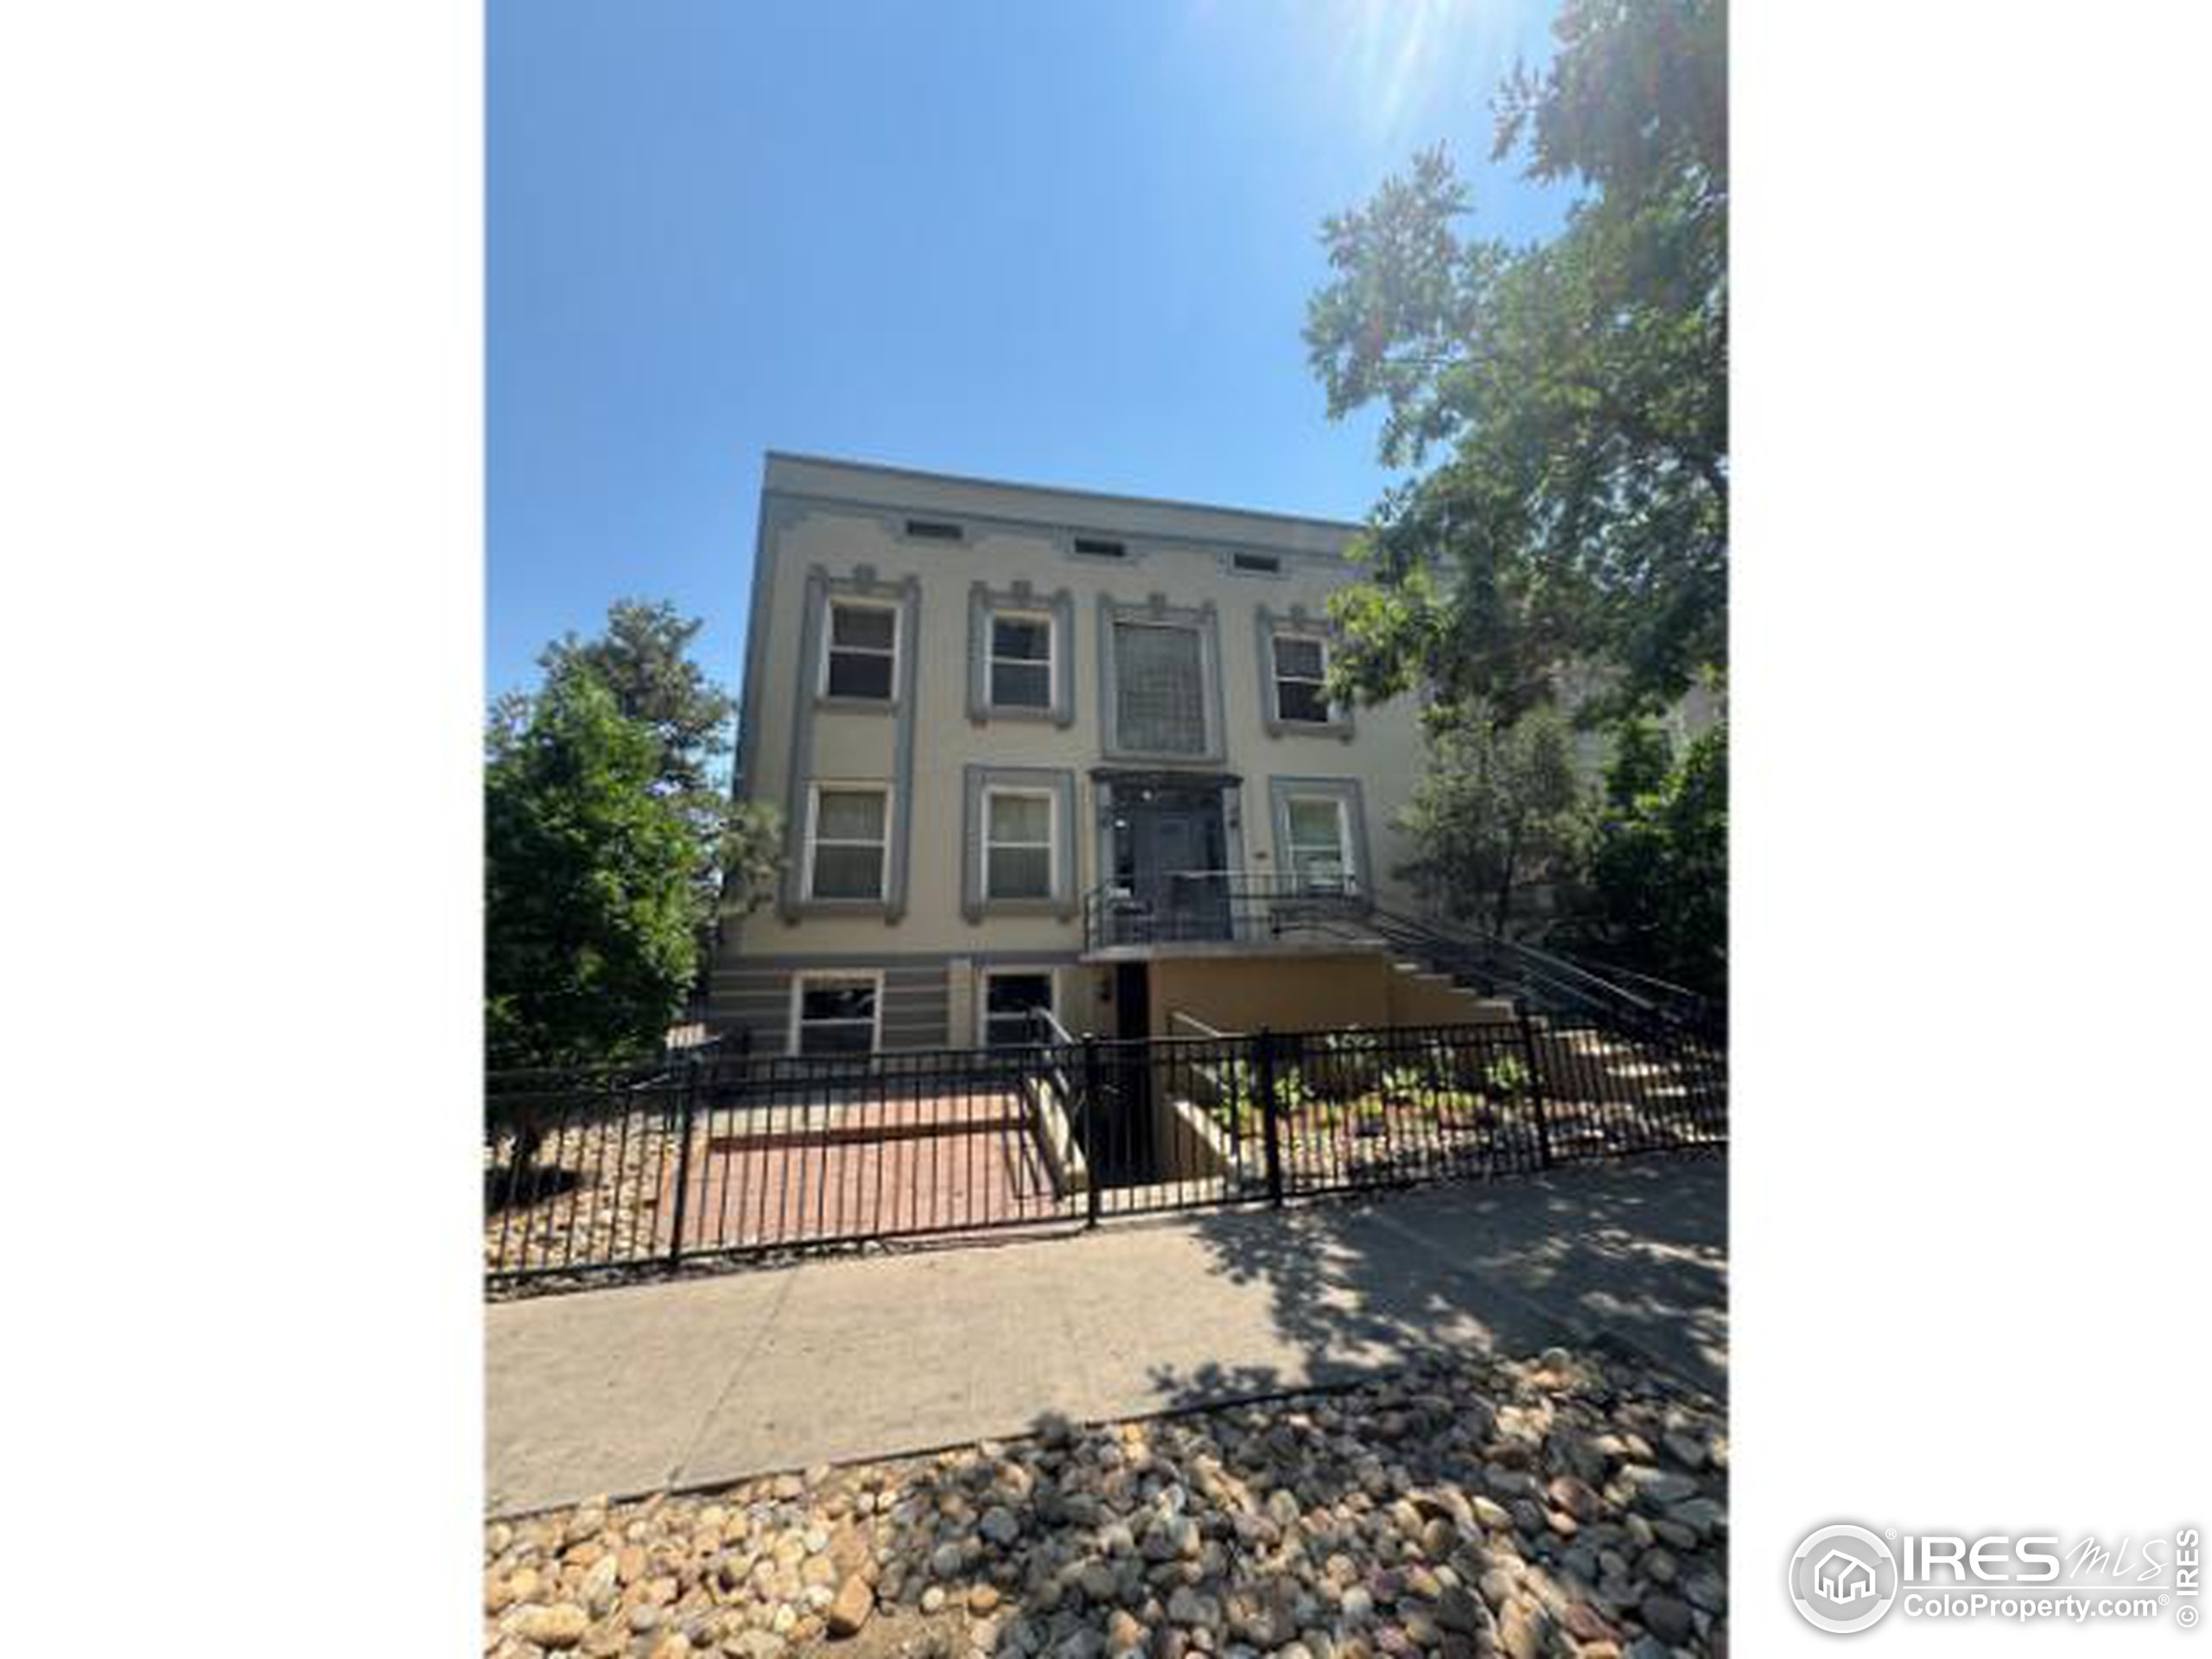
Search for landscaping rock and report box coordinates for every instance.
[1497,1599,1548,1659]
[483,1343,1728,1658]
[516,1603,591,1649]
[1640,1595,1695,1647]
[826,1574,874,1637]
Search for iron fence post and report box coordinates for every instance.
[1080,1035,1103,1229]
[664,1056,701,1268]
[1255,1027,1286,1208]
[1516,1009,1554,1171]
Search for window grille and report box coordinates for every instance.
[1113,622,1206,754]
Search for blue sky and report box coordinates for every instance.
[488,0,1573,702]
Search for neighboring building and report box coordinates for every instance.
[710,452,1503,1057]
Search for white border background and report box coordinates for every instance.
[1735,3,2212,1649]
[3,3,2208,1650]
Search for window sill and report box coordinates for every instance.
[814,695,899,715]
[969,703,1064,725]
[785,898,902,920]
[963,897,1077,922]
[1262,718,1356,741]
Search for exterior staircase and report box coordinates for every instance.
[1341,906,1723,1046]
[1080,869,1720,1048]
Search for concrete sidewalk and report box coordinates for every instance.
[486,1157,1726,1516]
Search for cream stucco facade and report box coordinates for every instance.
[709,453,1478,1056]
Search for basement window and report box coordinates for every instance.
[791,974,880,1056]
[981,970,1055,1049]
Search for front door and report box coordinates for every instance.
[1113,784,1230,943]
[1103,962,1155,1182]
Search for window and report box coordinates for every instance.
[1233,551,1282,575]
[1285,796,1352,888]
[806,786,888,899]
[1113,621,1207,754]
[1072,537,1126,559]
[981,971,1054,1049]
[988,614,1052,709]
[904,518,963,542]
[984,789,1054,899]
[1273,635,1332,725]
[823,601,897,700]
[962,765,1076,921]
[792,974,880,1056]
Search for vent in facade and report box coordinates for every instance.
[1072,537,1127,558]
[1232,551,1282,574]
[904,518,963,541]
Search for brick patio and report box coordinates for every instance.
[655,1090,1071,1253]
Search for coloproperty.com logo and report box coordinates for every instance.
[1787,1522,2202,1634]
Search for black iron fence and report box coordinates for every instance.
[485,1015,1725,1292]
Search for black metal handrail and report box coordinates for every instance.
[1346,909,1723,1045]
[1082,868,1367,951]
[1077,871,1721,1046]
[1510,948,1721,1037]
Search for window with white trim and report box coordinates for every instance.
[988,613,1052,710]
[980,970,1054,1049]
[791,974,880,1056]
[1272,634,1333,725]
[806,785,888,899]
[823,600,897,700]
[983,788,1054,899]
[1284,796,1352,889]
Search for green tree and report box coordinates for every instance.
[538,599,733,795]
[1575,713,1727,997]
[485,667,706,1068]
[1306,0,1726,721]
[1395,707,1587,937]
[539,599,781,920]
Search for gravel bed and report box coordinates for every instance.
[486,1120,680,1275]
[483,1344,1726,1658]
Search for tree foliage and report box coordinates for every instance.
[1306,0,1726,722]
[539,599,734,795]
[1574,715,1727,997]
[485,669,706,1068]
[1307,0,1726,988]
[1395,708,1587,937]
[538,598,781,918]
[486,601,782,1068]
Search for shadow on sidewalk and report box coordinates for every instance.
[1140,1155,1728,1413]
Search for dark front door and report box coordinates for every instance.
[1102,962,1155,1182]
[1113,783,1230,943]
[1113,961,1151,1041]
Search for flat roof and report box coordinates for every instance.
[762,449,1366,550]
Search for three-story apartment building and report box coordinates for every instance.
[709,453,1501,1057]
